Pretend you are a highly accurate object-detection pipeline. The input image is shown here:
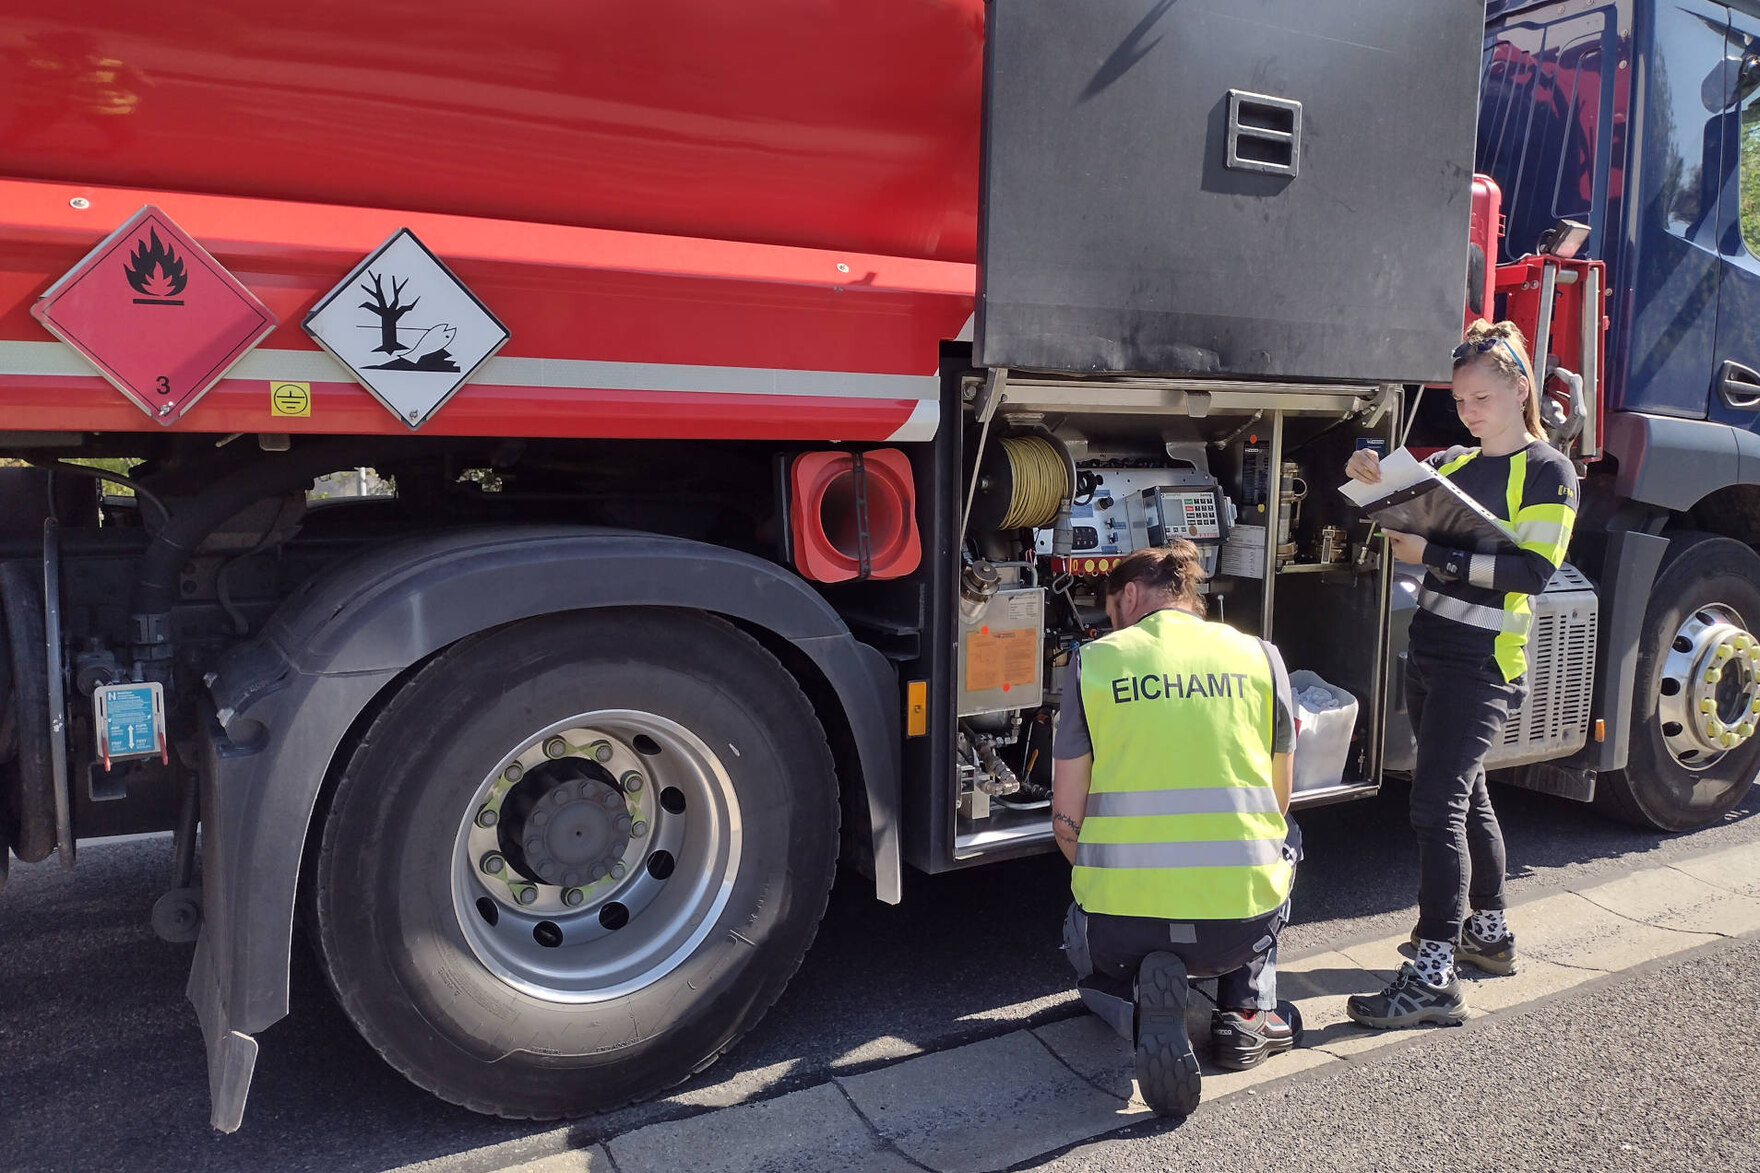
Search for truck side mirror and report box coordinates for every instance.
[1740,54,1760,105]
[1702,49,1756,111]
[1708,47,1760,110]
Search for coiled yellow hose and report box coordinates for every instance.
[996,435,1070,529]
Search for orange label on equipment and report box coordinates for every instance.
[965,628,1037,693]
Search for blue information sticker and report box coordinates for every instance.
[99,683,160,759]
[1354,437,1388,454]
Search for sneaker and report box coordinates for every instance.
[1134,952,1202,1117]
[1345,962,1468,1029]
[1407,924,1519,976]
[1210,1008,1297,1071]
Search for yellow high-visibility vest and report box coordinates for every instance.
[1074,608,1290,920]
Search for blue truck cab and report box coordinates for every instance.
[1467,0,1760,829]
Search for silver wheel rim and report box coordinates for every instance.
[450,710,741,1003]
[1655,603,1760,771]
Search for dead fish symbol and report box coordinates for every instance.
[402,324,457,360]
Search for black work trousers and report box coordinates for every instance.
[1405,638,1522,943]
[1062,821,1301,1038]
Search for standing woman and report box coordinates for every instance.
[1343,318,1578,1028]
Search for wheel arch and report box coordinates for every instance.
[191,526,900,1131]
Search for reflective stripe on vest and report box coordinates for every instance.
[1085,786,1282,817]
[1074,609,1290,920]
[1417,586,1531,635]
[1426,445,1576,681]
[1075,838,1286,870]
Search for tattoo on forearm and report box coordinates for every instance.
[1053,812,1082,837]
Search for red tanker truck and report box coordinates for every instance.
[3,0,1755,1131]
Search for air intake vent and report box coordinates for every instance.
[1226,90,1302,177]
[1485,564,1598,771]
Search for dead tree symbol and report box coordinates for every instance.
[359,272,420,355]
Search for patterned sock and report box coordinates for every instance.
[1411,938,1455,986]
[1468,909,1507,940]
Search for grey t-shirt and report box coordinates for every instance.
[1053,635,1296,761]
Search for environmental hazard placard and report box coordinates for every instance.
[302,228,509,430]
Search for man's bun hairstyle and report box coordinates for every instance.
[1104,541,1207,618]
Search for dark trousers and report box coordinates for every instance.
[1062,822,1300,1038]
[1405,641,1521,942]
[1068,904,1285,1002]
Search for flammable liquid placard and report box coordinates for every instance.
[31,205,279,425]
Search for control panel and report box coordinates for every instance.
[1035,465,1235,576]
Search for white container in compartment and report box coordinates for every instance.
[1287,669,1357,792]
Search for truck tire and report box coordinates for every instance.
[1597,533,1760,831]
[313,609,839,1118]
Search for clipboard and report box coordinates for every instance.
[1338,448,1519,555]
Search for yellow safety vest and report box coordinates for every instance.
[1074,609,1291,920]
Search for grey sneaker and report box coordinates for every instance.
[1345,962,1468,1029]
[1408,923,1518,976]
[1134,952,1202,1116]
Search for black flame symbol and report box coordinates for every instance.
[123,228,188,303]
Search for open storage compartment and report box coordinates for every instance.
[939,378,1401,867]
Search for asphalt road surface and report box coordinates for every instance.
[1037,935,1760,1173]
[2,779,1757,1173]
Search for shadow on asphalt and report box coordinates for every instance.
[0,780,1752,1172]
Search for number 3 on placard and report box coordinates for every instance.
[154,375,171,396]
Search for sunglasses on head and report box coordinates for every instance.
[1451,335,1527,372]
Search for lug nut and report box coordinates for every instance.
[1716,646,1734,662]
[562,870,581,887]
[504,761,524,783]
[476,806,499,828]
[616,813,632,834]
[611,861,627,880]
[1701,699,1717,714]
[516,886,537,905]
[533,809,550,826]
[591,863,609,880]
[580,781,597,799]
[601,790,623,809]
[1706,669,1723,683]
[1741,724,1756,738]
[564,888,586,907]
[631,820,649,838]
[525,835,543,853]
[480,853,506,875]
[621,771,644,794]
[544,737,569,759]
[549,787,569,805]
[590,740,614,763]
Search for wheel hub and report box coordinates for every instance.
[450,713,737,1003]
[510,774,632,887]
[1656,605,1760,769]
